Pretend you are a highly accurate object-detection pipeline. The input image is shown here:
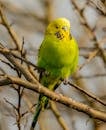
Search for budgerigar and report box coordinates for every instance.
[31,18,79,129]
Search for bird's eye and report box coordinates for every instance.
[62,26,68,31]
[55,25,59,29]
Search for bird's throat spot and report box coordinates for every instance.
[55,31,64,40]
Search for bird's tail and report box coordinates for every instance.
[30,94,49,130]
[30,103,42,130]
[30,77,60,130]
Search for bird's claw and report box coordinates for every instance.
[63,79,68,85]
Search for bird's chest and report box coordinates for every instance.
[43,41,74,67]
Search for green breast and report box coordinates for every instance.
[37,36,78,78]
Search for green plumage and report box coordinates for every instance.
[31,18,79,129]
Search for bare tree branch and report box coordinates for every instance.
[67,81,106,106]
[50,101,69,130]
[0,75,106,122]
[89,0,106,15]
[0,6,22,50]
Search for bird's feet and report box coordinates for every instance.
[63,78,68,85]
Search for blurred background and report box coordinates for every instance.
[0,0,106,130]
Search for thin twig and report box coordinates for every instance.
[67,81,106,106]
[0,57,16,70]
[0,1,45,22]
[43,0,53,24]
[4,98,18,111]
[0,43,44,71]
[16,37,25,130]
[50,101,69,130]
[89,0,106,15]
[0,6,21,50]
[78,49,99,70]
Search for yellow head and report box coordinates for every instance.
[45,18,71,40]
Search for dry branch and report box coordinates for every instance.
[89,0,106,15]
[68,81,106,106]
[0,45,105,107]
[0,75,106,122]
[50,101,69,130]
[71,0,106,68]
[0,6,22,50]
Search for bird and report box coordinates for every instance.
[31,17,79,129]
